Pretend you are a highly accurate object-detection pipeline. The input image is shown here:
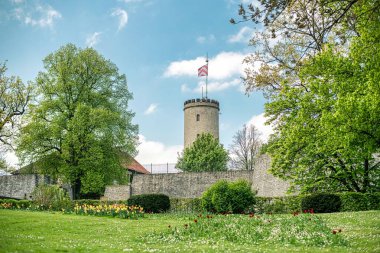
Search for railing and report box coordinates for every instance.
[142,163,182,174]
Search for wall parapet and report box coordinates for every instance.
[131,167,289,198]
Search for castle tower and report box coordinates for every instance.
[184,98,220,148]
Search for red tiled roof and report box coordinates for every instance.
[122,156,150,174]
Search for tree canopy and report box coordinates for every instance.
[233,0,380,193]
[17,44,138,198]
[0,62,31,168]
[176,133,228,172]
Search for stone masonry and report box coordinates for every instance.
[0,174,52,200]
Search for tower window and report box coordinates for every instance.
[196,114,200,121]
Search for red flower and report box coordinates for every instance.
[249,213,254,218]
[310,208,314,214]
[194,219,198,223]
[332,230,337,234]
[338,228,342,233]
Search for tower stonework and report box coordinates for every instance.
[184,98,220,148]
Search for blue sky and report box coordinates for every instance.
[1,0,272,166]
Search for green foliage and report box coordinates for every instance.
[254,196,302,214]
[73,203,144,219]
[127,194,170,213]
[72,199,125,206]
[265,5,380,193]
[1,209,379,252]
[17,44,138,198]
[338,192,380,212]
[366,192,380,210]
[150,213,347,247]
[169,198,202,213]
[201,179,255,213]
[301,193,341,213]
[176,133,228,172]
[31,185,71,211]
[338,192,369,212]
[0,62,31,169]
[0,199,32,209]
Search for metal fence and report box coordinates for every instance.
[142,163,182,174]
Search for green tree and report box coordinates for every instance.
[264,4,380,193]
[0,62,31,168]
[231,0,378,96]
[176,133,228,172]
[17,44,138,198]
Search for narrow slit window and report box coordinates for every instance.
[196,114,200,121]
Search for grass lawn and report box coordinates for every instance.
[0,209,379,252]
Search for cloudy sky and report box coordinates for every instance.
[0,0,272,166]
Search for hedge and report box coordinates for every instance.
[127,194,170,213]
[170,198,202,213]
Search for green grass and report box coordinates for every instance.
[0,210,379,252]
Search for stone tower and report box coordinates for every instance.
[183,98,220,148]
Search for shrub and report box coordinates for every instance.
[228,180,256,213]
[301,193,341,213]
[366,192,380,210]
[31,185,71,211]
[254,196,302,214]
[338,192,369,211]
[127,194,170,213]
[201,179,255,213]
[170,198,202,213]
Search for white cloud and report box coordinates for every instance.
[181,84,191,92]
[164,51,246,80]
[14,4,61,28]
[136,135,183,164]
[144,103,158,115]
[112,8,128,31]
[85,32,101,47]
[246,113,274,143]
[193,79,241,93]
[228,26,254,43]
[196,34,215,44]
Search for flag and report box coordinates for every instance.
[198,64,208,77]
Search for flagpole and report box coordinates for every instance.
[206,53,208,99]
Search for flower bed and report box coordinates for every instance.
[73,203,144,219]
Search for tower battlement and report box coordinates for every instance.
[184,98,219,108]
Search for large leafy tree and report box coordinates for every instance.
[17,44,138,198]
[0,62,31,168]
[232,1,379,192]
[176,133,228,172]
[231,0,378,95]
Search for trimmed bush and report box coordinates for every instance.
[127,194,170,213]
[301,193,341,213]
[170,198,202,213]
[254,196,302,214]
[32,185,71,211]
[366,192,380,210]
[338,192,369,211]
[228,180,256,213]
[201,179,256,213]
